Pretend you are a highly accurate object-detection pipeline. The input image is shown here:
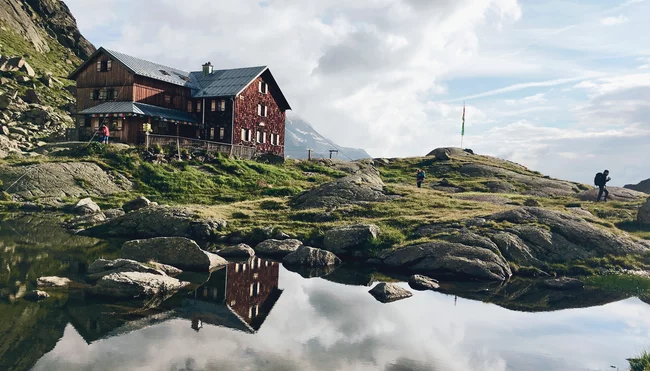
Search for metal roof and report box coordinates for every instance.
[190,66,267,97]
[79,102,197,123]
[103,48,195,88]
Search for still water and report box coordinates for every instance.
[1,213,649,371]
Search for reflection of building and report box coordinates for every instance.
[183,258,282,333]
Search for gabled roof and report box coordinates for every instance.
[190,66,266,97]
[79,101,197,123]
[69,47,195,88]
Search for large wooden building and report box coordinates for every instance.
[69,47,291,156]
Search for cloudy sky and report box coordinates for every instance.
[63,0,650,185]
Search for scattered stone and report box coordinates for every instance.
[216,244,255,258]
[0,95,11,110]
[24,290,49,301]
[104,208,126,220]
[87,258,170,280]
[122,237,227,271]
[23,89,41,104]
[37,276,72,288]
[90,272,189,299]
[254,239,303,257]
[282,246,342,267]
[39,75,53,87]
[541,277,585,290]
[73,197,101,215]
[20,61,36,77]
[122,196,151,212]
[1,126,9,136]
[323,224,380,255]
[408,275,440,291]
[66,212,107,229]
[368,283,413,303]
[639,198,650,228]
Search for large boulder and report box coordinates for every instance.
[426,147,469,159]
[37,276,72,288]
[216,244,255,258]
[408,275,440,291]
[0,134,20,158]
[639,198,650,228]
[625,178,650,194]
[87,258,181,280]
[282,246,342,267]
[0,162,132,199]
[576,187,646,202]
[380,241,512,281]
[122,196,151,212]
[83,206,227,240]
[292,167,393,209]
[73,198,101,215]
[323,224,380,255]
[90,272,189,299]
[368,283,413,303]
[122,237,227,271]
[254,239,303,257]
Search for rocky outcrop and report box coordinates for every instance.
[104,208,126,220]
[0,133,20,157]
[254,239,302,257]
[122,237,227,272]
[36,276,71,288]
[625,178,650,194]
[292,167,394,209]
[426,147,470,160]
[122,196,151,213]
[89,272,188,299]
[408,275,440,291]
[368,283,413,303]
[639,198,650,228]
[323,224,380,255]
[576,187,646,202]
[215,244,255,258]
[380,241,512,281]
[87,258,180,281]
[0,162,131,200]
[73,198,100,215]
[282,246,342,267]
[83,206,227,240]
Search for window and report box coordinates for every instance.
[249,282,260,297]
[165,95,171,105]
[270,133,279,146]
[210,127,215,140]
[96,61,101,72]
[107,59,112,71]
[187,101,193,112]
[242,128,252,142]
[249,305,259,319]
[256,130,262,143]
[90,89,100,100]
[219,127,225,140]
[197,101,202,113]
[211,100,216,112]
[257,104,267,117]
[220,100,226,111]
[241,128,246,141]
[235,263,240,273]
[106,88,115,100]
[98,59,112,72]
[99,89,106,100]
[258,81,268,94]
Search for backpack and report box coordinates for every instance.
[594,172,602,186]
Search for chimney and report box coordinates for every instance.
[202,62,213,76]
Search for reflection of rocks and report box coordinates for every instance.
[321,266,375,286]
[90,272,189,299]
[284,264,338,279]
[24,290,49,301]
[369,283,412,303]
[283,246,341,267]
[254,239,302,257]
[37,276,72,288]
[541,277,584,291]
[122,237,227,271]
[408,275,439,291]
[323,224,379,255]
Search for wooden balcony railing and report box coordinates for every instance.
[145,133,258,159]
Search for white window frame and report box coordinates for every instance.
[258,81,268,94]
[256,130,262,143]
[241,128,246,141]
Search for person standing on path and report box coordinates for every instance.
[100,124,109,144]
[594,170,611,202]
[416,169,426,188]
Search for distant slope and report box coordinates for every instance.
[624,178,650,194]
[285,115,371,160]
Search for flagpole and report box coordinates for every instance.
[461,102,465,149]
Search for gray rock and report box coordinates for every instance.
[123,196,151,212]
[74,197,101,215]
[541,277,585,290]
[576,187,647,202]
[87,258,171,280]
[639,198,650,228]
[66,212,107,229]
[217,244,255,258]
[90,272,189,299]
[255,239,303,257]
[21,61,35,77]
[0,94,11,110]
[381,241,512,281]
[292,167,394,209]
[84,206,227,240]
[368,283,413,303]
[1,126,8,136]
[282,246,342,267]
[150,262,183,277]
[524,198,542,207]
[122,237,227,272]
[408,275,440,291]
[323,224,380,254]
[37,276,72,288]
[24,290,49,301]
[426,147,470,159]
[23,89,41,104]
[104,208,126,220]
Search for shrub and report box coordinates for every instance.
[262,186,301,197]
[152,144,164,154]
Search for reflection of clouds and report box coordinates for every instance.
[32,267,650,371]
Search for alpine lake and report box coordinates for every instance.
[1,212,649,371]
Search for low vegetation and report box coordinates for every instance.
[629,350,650,371]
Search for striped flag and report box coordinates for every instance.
[461,102,465,136]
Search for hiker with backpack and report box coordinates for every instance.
[416,169,426,188]
[594,170,611,202]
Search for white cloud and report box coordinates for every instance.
[600,15,629,26]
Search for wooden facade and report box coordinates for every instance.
[70,48,290,156]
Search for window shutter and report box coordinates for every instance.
[89,91,94,100]
[107,60,112,71]
[211,100,216,111]
[262,132,267,144]
[257,104,261,116]
[241,128,246,141]
[96,61,101,72]
[220,127,225,139]
[221,100,226,111]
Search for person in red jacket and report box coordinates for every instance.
[100,124,109,144]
